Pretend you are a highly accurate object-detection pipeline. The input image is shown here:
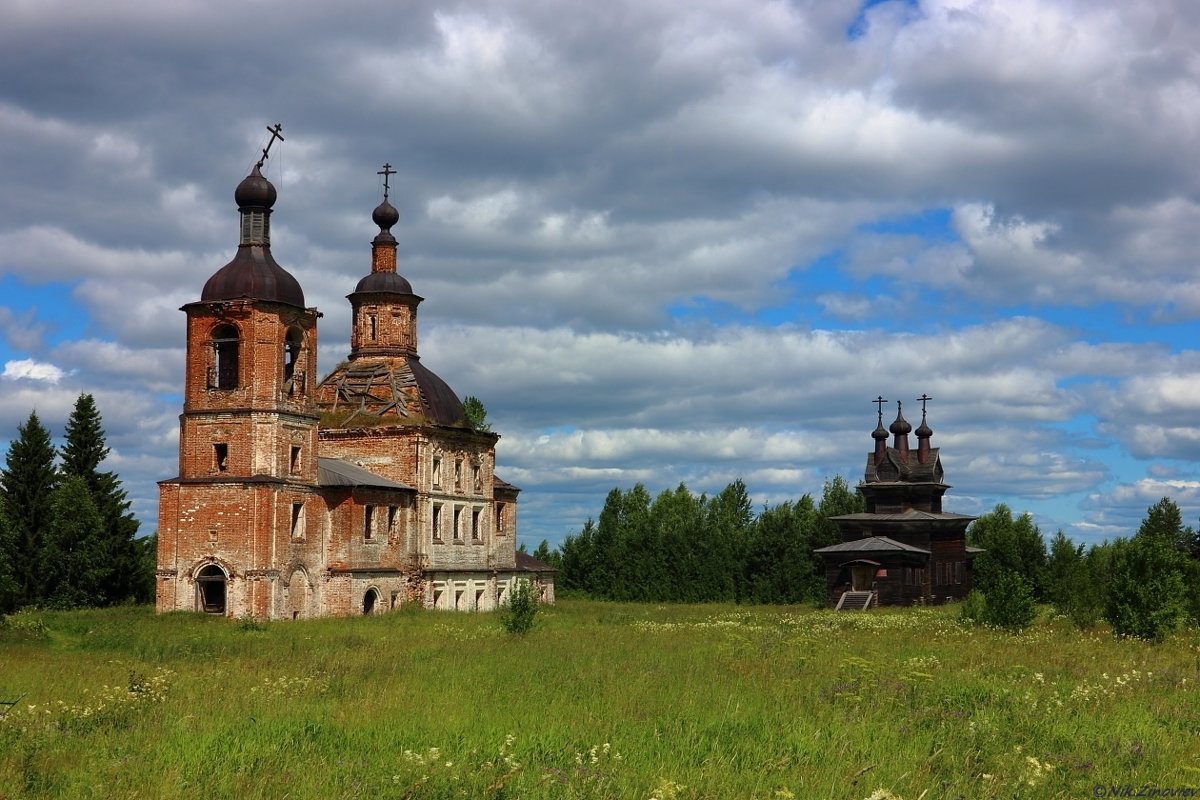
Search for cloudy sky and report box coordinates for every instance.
[2,0,1199,549]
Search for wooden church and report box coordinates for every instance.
[155,133,554,619]
[816,397,977,609]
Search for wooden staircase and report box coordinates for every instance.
[835,591,875,611]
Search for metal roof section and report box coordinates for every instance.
[814,536,932,555]
[317,457,414,491]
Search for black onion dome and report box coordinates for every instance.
[873,419,889,441]
[200,164,304,307]
[201,248,305,307]
[372,199,399,230]
[353,272,414,294]
[408,357,466,426]
[890,406,912,436]
[234,165,277,208]
[916,416,933,439]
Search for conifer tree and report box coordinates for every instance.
[1136,497,1198,555]
[706,479,753,601]
[1,411,58,604]
[134,532,159,605]
[59,394,142,602]
[744,495,821,604]
[532,539,561,569]
[40,476,108,607]
[0,502,18,612]
[559,518,596,593]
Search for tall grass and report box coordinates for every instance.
[2,602,1198,799]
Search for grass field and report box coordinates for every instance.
[2,600,1199,799]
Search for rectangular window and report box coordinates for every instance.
[291,502,304,540]
[432,504,442,541]
[214,443,229,472]
[432,457,442,487]
[955,561,963,585]
[388,505,399,540]
[290,445,301,475]
[471,508,481,541]
[453,506,463,540]
[455,459,463,490]
[495,503,506,535]
[472,465,481,492]
[364,506,375,541]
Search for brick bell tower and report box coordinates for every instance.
[157,126,322,618]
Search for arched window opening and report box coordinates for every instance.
[283,327,304,394]
[196,564,227,614]
[212,325,240,390]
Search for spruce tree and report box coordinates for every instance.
[0,502,18,612]
[559,519,597,593]
[40,476,108,607]
[706,479,753,602]
[532,539,561,569]
[744,495,821,604]
[60,394,141,602]
[1136,497,1198,555]
[1,411,58,604]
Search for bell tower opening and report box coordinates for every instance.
[284,326,304,394]
[212,324,240,389]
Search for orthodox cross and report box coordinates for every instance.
[256,123,285,169]
[873,395,888,421]
[378,163,395,201]
[917,393,933,415]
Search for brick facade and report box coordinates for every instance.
[156,162,553,619]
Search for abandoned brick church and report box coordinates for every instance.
[155,144,554,619]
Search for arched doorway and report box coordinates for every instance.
[363,588,379,615]
[196,565,227,614]
[288,568,310,619]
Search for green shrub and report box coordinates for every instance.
[982,570,1037,630]
[1105,536,1189,640]
[959,590,986,624]
[236,614,266,632]
[960,572,1036,631]
[500,579,538,635]
[0,613,48,641]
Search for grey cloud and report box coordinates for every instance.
[2,0,1199,547]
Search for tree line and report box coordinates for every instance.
[0,394,153,612]
[535,480,1200,640]
[965,498,1200,639]
[531,476,863,604]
